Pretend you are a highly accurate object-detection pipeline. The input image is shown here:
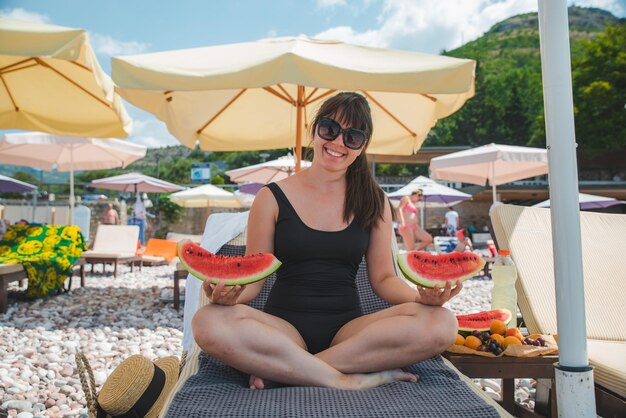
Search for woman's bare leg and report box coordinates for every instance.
[398,226,416,250]
[413,227,433,251]
[315,303,457,374]
[192,304,417,389]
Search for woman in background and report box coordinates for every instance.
[397,189,432,251]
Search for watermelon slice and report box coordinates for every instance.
[397,251,486,288]
[177,240,281,286]
[456,309,513,331]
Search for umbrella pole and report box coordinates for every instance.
[538,1,595,416]
[69,149,75,225]
[491,162,497,203]
[295,85,304,172]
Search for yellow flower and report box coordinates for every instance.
[42,251,56,259]
[60,226,80,242]
[56,257,71,270]
[46,226,60,236]
[15,236,26,244]
[26,226,44,237]
[0,245,11,256]
[3,229,16,241]
[43,235,62,248]
[26,265,37,277]
[44,267,58,287]
[17,241,43,255]
[68,243,83,258]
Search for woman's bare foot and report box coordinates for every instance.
[249,374,265,390]
[338,369,418,390]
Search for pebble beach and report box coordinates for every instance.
[0,264,536,417]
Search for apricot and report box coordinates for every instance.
[455,334,465,346]
[505,328,524,341]
[490,334,505,345]
[502,336,522,349]
[490,319,507,335]
[464,335,482,350]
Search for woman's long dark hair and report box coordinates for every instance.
[309,92,385,229]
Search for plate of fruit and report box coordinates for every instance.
[447,309,558,358]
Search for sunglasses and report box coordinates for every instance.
[316,117,368,150]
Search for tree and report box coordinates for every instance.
[572,24,626,152]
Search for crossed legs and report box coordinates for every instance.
[192,302,457,390]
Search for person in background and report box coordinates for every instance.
[397,189,433,251]
[192,92,461,391]
[444,206,460,237]
[453,229,474,253]
[100,203,120,225]
[16,219,29,226]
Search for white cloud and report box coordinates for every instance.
[128,117,181,149]
[0,7,50,23]
[90,34,149,56]
[313,0,625,54]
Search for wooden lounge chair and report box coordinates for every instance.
[490,204,626,417]
[81,225,141,277]
[0,263,27,313]
[159,214,512,418]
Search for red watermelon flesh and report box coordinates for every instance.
[177,239,281,285]
[456,309,513,331]
[397,251,485,288]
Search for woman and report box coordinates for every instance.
[397,190,433,250]
[192,92,461,391]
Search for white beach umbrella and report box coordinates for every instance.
[112,35,476,168]
[387,176,471,207]
[533,192,625,210]
[169,184,242,209]
[89,172,183,193]
[0,132,147,224]
[429,143,548,203]
[225,155,312,184]
[0,18,132,138]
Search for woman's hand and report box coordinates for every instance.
[203,279,245,305]
[415,280,462,306]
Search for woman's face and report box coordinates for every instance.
[410,193,422,203]
[313,115,365,171]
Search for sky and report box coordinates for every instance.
[2,0,625,149]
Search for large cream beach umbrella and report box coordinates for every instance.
[112,36,475,168]
[0,18,132,138]
[429,143,548,203]
[0,132,147,223]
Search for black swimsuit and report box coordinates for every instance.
[264,183,370,354]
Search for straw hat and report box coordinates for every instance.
[97,354,179,418]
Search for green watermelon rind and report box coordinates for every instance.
[456,309,513,331]
[397,251,486,288]
[177,239,282,286]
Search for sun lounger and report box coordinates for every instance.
[81,225,141,277]
[139,238,178,266]
[490,204,626,417]
[159,213,512,418]
[0,263,27,313]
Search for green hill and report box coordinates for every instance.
[428,6,625,153]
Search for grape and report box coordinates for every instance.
[477,345,487,352]
[481,331,491,341]
[537,337,546,347]
[494,347,503,355]
[471,330,482,338]
[523,337,533,345]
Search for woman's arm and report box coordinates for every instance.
[366,202,463,306]
[203,187,277,305]
[397,197,407,227]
